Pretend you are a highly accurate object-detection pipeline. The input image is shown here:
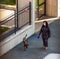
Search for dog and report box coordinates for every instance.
[23,34,29,51]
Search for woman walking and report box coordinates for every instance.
[38,21,50,50]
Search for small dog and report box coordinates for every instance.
[23,34,29,51]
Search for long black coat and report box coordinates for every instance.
[39,25,50,39]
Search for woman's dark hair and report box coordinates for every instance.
[43,21,49,27]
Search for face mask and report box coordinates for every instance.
[43,23,46,26]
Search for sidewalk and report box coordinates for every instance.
[0,19,60,59]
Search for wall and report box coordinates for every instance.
[46,0,57,17]
[58,0,60,17]
[18,0,32,10]
[46,0,60,17]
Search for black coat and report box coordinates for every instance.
[39,25,50,39]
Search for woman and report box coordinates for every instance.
[38,21,50,50]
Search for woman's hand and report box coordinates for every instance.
[37,35,40,38]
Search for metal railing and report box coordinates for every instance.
[0,2,31,42]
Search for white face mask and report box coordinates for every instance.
[43,23,46,26]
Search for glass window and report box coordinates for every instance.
[39,0,44,5]
[39,5,44,16]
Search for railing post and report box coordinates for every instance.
[29,2,31,25]
[14,10,17,34]
[37,0,40,20]
[44,0,46,16]
[16,0,19,28]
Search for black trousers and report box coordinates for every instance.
[42,38,48,47]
